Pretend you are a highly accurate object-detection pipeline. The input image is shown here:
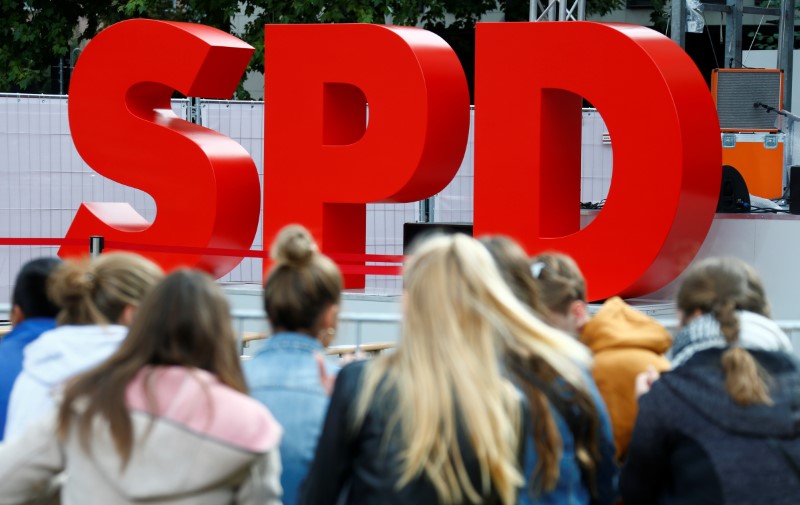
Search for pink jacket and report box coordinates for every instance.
[0,366,282,505]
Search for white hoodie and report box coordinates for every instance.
[4,324,127,440]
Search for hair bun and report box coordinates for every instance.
[270,225,318,267]
[48,260,94,308]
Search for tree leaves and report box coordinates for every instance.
[0,0,626,94]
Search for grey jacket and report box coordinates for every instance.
[0,366,283,505]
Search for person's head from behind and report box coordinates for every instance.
[677,256,769,324]
[10,257,62,325]
[58,269,245,463]
[264,225,342,346]
[403,233,525,356]
[356,233,535,505]
[479,235,547,316]
[531,252,589,336]
[48,252,163,327]
[115,269,244,382]
[676,257,772,406]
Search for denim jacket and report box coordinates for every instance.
[520,376,618,505]
[244,332,334,505]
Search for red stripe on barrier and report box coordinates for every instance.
[338,264,403,276]
[0,238,84,246]
[103,240,268,258]
[328,252,405,263]
[0,238,406,276]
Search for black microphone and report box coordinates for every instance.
[754,102,777,113]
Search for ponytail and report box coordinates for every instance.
[678,258,773,406]
[721,347,773,406]
[717,297,772,405]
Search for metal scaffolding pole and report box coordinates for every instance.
[529,0,586,21]
[671,0,687,48]
[724,0,744,68]
[672,0,793,110]
[777,0,795,110]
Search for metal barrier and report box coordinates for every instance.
[233,308,402,355]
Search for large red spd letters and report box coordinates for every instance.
[62,20,721,300]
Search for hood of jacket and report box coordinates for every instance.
[71,366,281,500]
[661,349,800,438]
[21,324,128,387]
[580,297,672,354]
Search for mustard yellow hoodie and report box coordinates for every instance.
[580,297,672,461]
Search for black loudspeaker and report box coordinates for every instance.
[402,223,473,254]
[790,166,800,214]
[712,69,783,131]
[717,165,751,213]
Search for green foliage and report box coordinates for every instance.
[648,0,669,34]
[744,0,799,50]
[0,0,626,94]
[747,30,779,50]
[0,0,85,92]
[239,0,624,97]
[0,0,239,94]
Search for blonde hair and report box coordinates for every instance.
[677,257,773,406]
[264,225,342,334]
[354,234,592,504]
[530,253,586,316]
[48,253,164,325]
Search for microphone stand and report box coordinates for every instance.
[753,103,800,202]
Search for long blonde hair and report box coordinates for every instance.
[354,234,591,504]
[676,257,773,406]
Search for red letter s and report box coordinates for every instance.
[60,20,260,277]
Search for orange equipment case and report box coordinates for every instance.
[712,69,785,198]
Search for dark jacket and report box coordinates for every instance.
[300,360,526,504]
[621,349,800,505]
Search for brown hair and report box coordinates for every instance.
[530,253,586,316]
[676,257,773,406]
[480,241,600,496]
[509,253,600,495]
[57,269,247,465]
[506,353,601,496]
[479,236,548,316]
[264,225,342,334]
[48,253,163,326]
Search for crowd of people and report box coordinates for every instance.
[0,225,799,504]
